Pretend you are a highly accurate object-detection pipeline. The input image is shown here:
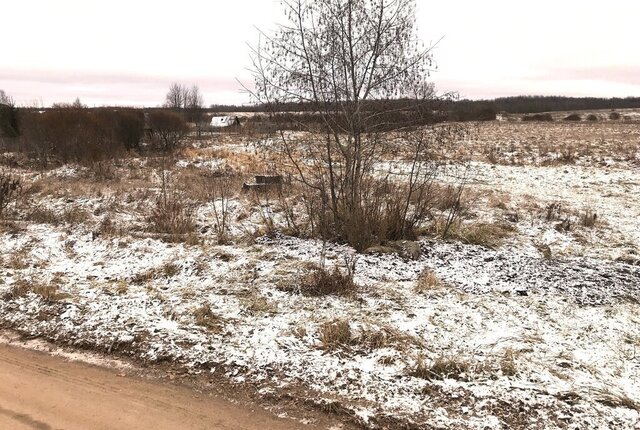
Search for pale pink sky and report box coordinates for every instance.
[2,0,639,107]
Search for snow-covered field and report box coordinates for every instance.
[1,121,639,429]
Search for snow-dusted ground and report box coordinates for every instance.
[2,227,639,429]
[1,122,639,429]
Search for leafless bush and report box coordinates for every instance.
[148,171,195,236]
[148,193,195,236]
[198,175,235,243]
[18,107,129,167]
[0,172,21,219]
[148,111,188,153]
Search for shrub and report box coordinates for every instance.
[564,113,582,121]
[148,111,188,153]
[586,114,598,121]
[113,109,144,151]
[0,173,21,219]
[609,111,621,120]
[18,107,127,167]
[522,113,553,122]
[148,193,195,236]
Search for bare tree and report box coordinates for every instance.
[185,84,204,124]
[250,0,465,250]
[0,90,19,141]
[165,83,187,110]
[0,90,14,106]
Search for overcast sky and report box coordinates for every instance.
[2,0,639,107]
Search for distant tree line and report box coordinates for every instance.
[209,95,640,118]
[491,96,640,114]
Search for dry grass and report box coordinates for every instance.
[458,120,640,165]
[9,251,29,270]
[202,148,270,174]
[147,191,196,237]
[114,281,129,295]
[357,326,425,351]
[593,388,640,411]
[581,209,598,228]
[452,222,515,248]
[410,355,471,381]
[3,280,31,299]
[193,304,224,332]
[414,269,444,293]
[241,292,278,314]
[280,265,356,297]
[500,348,519,376]
[3,279,68,302]
[131,262,181,284]
[61,207,90,225]
[318,319,352,351]
[291,325,308,339]
[26,207,60,224]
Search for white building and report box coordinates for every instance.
[210,116,240,127]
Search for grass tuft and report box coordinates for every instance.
[319,319,352,351]
[193,304,224,332]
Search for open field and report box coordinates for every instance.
[1,117,639,429]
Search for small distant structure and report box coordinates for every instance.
[210,116,241,128]
[242,175,284,192]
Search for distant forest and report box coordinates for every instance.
[208,96,640,121]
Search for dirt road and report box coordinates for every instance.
[0,343,317,430]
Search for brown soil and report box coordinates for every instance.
[0,343,325,430]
